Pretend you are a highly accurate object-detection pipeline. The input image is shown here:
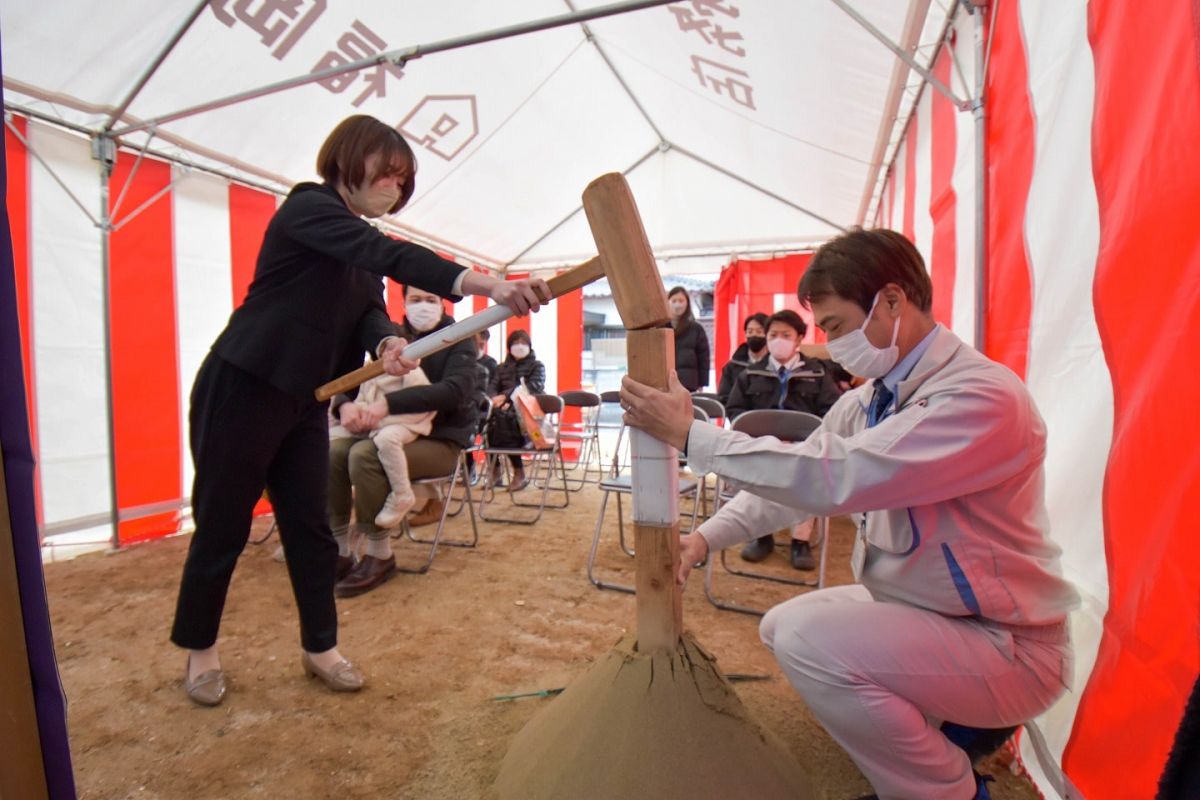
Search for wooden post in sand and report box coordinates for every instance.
[581,174,682,652]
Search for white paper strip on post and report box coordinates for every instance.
[630,428,679,525]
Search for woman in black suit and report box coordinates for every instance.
[172,115,548,706]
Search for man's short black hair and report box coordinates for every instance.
[743,312,769,332]
[798,228,933,313]
[766,309,807,338]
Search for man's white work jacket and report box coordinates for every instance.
[688,324,1079,628]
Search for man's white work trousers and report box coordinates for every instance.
[761,585,1071,800]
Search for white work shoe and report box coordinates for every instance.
[374,490,416,529]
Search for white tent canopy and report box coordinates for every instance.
[15,3,1198,800]
[2,0,957,270]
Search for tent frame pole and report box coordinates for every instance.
[971,3,988,352]
[829,0,970,111]
[101,1,210,135]
[108,0,677,138]
[90,137,122,551]
[671,144,848,232]
[854,0,933,224]
[504,145,659,269]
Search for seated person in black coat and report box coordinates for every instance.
[727,310,844,570]
[486,329,546,492]
[716,312,769,405]
[328,285,481,598]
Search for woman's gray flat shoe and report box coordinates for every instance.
[184,655,227,707]
[301,652,364,692]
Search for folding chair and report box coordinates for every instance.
[690,395,726,428]
[393,445,480,573]
[477,393,570,525]
[558,390,604,491]
[446,393,492,517]
[703,409,830,616]
[597,390,629,475]
[586,407,708,594]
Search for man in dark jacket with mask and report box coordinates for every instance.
[727,309,843,569]
[327,284,478,597]
[717,313,769,405]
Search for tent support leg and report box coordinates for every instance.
[970,3,988,352]
[92,137,122,551]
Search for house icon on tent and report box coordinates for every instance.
[397,95,479,161]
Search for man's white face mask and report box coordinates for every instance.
[825,291,900,379]
[405,300,442,332]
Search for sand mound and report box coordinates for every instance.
[495,632,817,800]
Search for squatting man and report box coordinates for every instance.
[619,228,1077,800]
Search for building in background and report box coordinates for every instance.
[582,276,715,394]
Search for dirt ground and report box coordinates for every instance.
[45,476,1039,800]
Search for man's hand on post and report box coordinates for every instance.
[677,531,710,587]
[619,371,694,451]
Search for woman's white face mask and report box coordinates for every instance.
[825,292,900,379]
[509,343,531,360]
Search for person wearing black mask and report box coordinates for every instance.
[717,312,769,405]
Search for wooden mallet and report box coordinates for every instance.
[581,172,683,653]
[494,173,817,800]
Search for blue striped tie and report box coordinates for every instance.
[777,366,788,409]
[868,380,894,427]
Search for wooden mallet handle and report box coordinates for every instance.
[314,257,604,402]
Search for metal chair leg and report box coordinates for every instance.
[586,490,635,594]
[477,450,566,525]
[406,458,479,549]
[703,517,829,615]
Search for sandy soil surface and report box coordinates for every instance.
[45,478,1039,799]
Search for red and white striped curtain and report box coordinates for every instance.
[872,2,1200,796]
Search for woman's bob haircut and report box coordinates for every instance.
[316,115,418,214]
